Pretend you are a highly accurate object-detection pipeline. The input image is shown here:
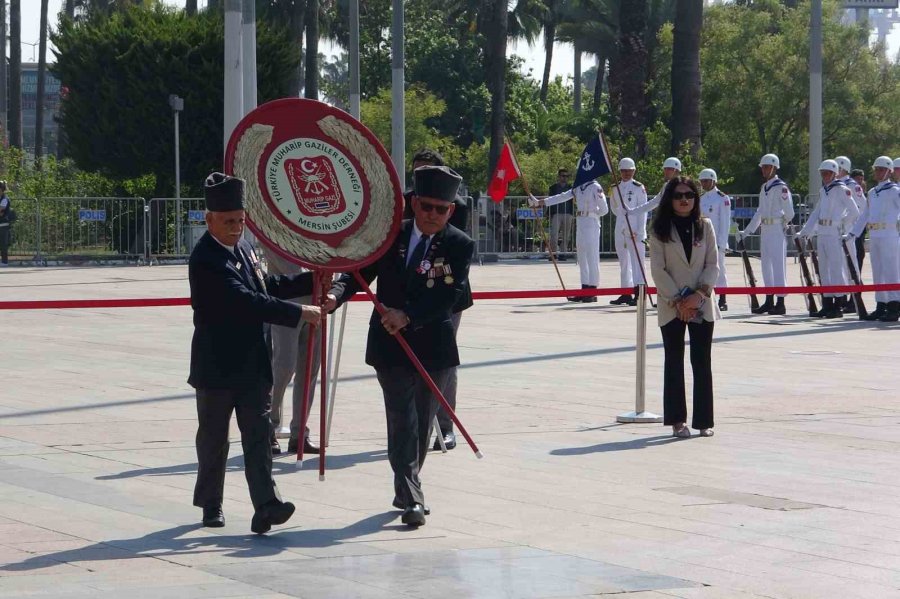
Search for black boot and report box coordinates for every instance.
[824,297,844,319]
[752,295,774,314]
[842,295,857,314]
[768,296,786,315]
[610,294,631,305]
[863,302,887,321]
[568,284,589,303]
[718,296,728,312]
[813,297,832,318]
[582,285,598,303]
[625,286,639,306]
[879,301,900,322]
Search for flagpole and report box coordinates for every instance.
[504,137,567,291]
[600,131,655,307]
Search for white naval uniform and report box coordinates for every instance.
[700,187,732,288]
[544,181,609,286]
[609,179,648,286]
[840,175,867,276]
[799,180,859,298]
[851,181,900,302]
[745,177,794,296]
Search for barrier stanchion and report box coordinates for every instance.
[617,284,663,424]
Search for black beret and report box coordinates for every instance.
[413,165,462,203]
[204,172,244,212]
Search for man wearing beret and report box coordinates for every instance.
[326,165,475,527]
[188,172,321,534]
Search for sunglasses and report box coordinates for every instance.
[672,191,697,200]
[417,200,451,215]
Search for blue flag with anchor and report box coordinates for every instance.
[573,133,613,188]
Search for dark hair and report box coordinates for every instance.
[557,168,568,175]
[651,176,704,243]
[412,149,445,167]
[851,168,865,178]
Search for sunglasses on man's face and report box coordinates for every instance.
[417,200,451,215]
[672,191,697,200]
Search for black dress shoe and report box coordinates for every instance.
[287,436,319,454]
[432,431,456,451]
[202,505,225,528]
[392,497,430,515]
[271,437,282,455]
[251,500,296,535]
[401,504,426,527]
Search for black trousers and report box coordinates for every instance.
[436,312,462,433]
[660,319,714,430]
[376,366,451,507]
[0,226,9,264]
[856,235,866,272]
[193,386,280,511]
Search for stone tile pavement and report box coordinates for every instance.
[1,257,899,598]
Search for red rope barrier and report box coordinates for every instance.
[3,284,900,310]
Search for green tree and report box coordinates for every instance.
[670,0,702,156]
[51,5,300,195]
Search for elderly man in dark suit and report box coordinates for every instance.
[327,165,475,527]
[188,172,321,534]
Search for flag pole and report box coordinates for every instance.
[600,131,655,307]
[504,137,567,291]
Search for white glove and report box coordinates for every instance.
[527,195,542,208]
[842,233,855,242]
[736,230,745,241]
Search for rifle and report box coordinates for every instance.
[842,237,868,319]
[738,237,760,311]
[809,242,822,286]
[793,237,819,316]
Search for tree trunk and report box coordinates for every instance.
[484,0,508,177]
[207,0,221,12]
[539,3,556,103]
[9,0,22,150]
[36,0,49,164]
[592,55,605,115]
[186,0,198,16]
[304,0,319,99]
[0,0,7,145]
[670,0,703,157]
[573,45,582,113]
[610,0,649,156]
[64,0,75,19]
[285,0,305,97]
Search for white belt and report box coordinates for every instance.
[818,219,833,227]
[761,218,780,225]
[577,211,599,217]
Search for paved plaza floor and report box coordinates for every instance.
[1,256,900,598]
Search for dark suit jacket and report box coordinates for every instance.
[188,232,313,390]
[403,190,473,313]
[330,220,475,372]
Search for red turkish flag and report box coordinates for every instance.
[487,141,522,202]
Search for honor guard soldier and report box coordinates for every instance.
[797,160,860,318]
[847,156,900,321]
[531,177,610,302]
[738,153,794,315]
[609,157,648,306]
[327,166,475,528]
[188,173,321,534]
[698,169,732,311]
[835,156,867,312]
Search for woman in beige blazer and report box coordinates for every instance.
[648,177,720,438]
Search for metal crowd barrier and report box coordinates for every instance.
[146,197,207,263]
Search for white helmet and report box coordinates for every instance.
[663,157,682,171]
[698,168,717,182]
[619,157,636,170]
[873,156,893,170]
[759,153,780,169]
[835,156,852,173]
[818,159,839,175]
[893,158,900,169]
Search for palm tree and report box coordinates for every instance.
[539,0,561,103]
[556,0,616,114]
[36,0,49,164]
[9,0,22,150]
[259,0,306,97]
[609,0,649,155]
[304,0,319,99]
[483,0,509,174]
[0,0,6,146]
[186,0,197,15]
[64,0,77,18]
[670,0,702,156]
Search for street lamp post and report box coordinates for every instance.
[169,94,184,255]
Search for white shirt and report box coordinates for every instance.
[609,179,649,237]
[700,187,732,250]
[543,181,609,217]
[746,177,794,233]
[841,175,867,214]
[211,234,236,255]
[406,221,431,266]
[799,180,859,237]
[852,180,900,239]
